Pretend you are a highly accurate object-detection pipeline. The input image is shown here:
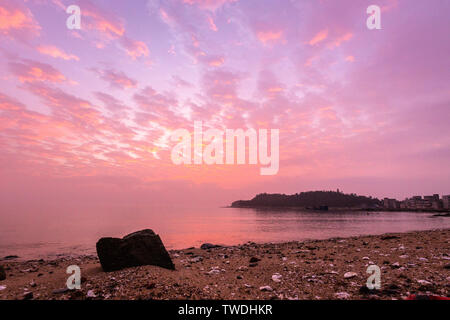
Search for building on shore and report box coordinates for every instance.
[385,194,448,210]
[383,198,400,209]
[443,195,450,210]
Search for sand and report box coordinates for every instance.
[0,229,449,300]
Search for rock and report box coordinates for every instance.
[382,283,401,295]
[359,285,375,295]
[381,235,400,240]
[259,286,273,292]
[249,257,260,263]
[86,290,96,298]
[22,291,33,300]
[53,288,70,294]
[0,285,6,291]
[344,272,357,279]
[0,265,6,281]
[335,292,351,299]
[2,255,19,260]
[96,229,174,272]
[391,262,401,269]
[29,280,36,287]
[189,256,203,263]
[249,262,258,267]
[200,243,221,250]
[417,280,432,286]
[271,273,282,282]
[444,264,450,269]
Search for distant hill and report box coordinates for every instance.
[231,191,381,209]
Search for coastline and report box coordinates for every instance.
[1,229,449,300]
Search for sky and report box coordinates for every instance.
[0,0,449,207]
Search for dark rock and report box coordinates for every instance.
[359,285,380,295]
[200,243,221,250]
[0,265,6,281]
[96,229,175,272]
[23,292,33,300]
[249,263,258,267]
[382,283,401,295]
[381,235,400,240]
[2,255,19,260]
[249,257,260,263]
[444,264,450,270]
[53,288,71,294]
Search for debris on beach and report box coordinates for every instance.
[259,286,273,292]
[272,273,282,282]
[344,272,357,279]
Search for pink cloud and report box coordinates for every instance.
[257,30,284,45]
[91,68,137,89]
[0,0,41,41]
[37,45,79,61]
[182,0,238,11]
[120,37,150,60]
[8,59,66,83]
[308,29,328,46]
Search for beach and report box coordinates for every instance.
[0,229,449,300]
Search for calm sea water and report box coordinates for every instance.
[1,204,449,260]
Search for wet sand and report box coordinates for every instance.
[0,229,449,300]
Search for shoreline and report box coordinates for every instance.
[229,205,450,214]
[1,229,449,300]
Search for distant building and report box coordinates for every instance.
[443,195,450,210]
[384,198,400,209]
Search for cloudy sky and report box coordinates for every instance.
[0,0,449,206]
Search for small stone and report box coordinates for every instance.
[344,272,357,279]
[53,288,70,294]
[249,257,260,263]
[391,262,401,268]
[30,280,37,287]
[86,290,96,298]
[259,286,273,292]
[381,235,400,240]
[249,262,258,267]
[335,292,351,299]
[271,273,282,282]
[0,285,6,291]
[417,280,432,285]
[200,243,220,250]
[23,291,33,300]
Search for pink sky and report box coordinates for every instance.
[0,0,449,207]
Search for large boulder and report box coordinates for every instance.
[96,229,175,272]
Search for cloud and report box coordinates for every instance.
[308,29,328,46]
[119,36,150,60]
[256,30,283,45]
[8,59,66,83]
[0,0,41,41]
[181,0,238,11]
[37,45,79,61]
[91,68,137,89]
